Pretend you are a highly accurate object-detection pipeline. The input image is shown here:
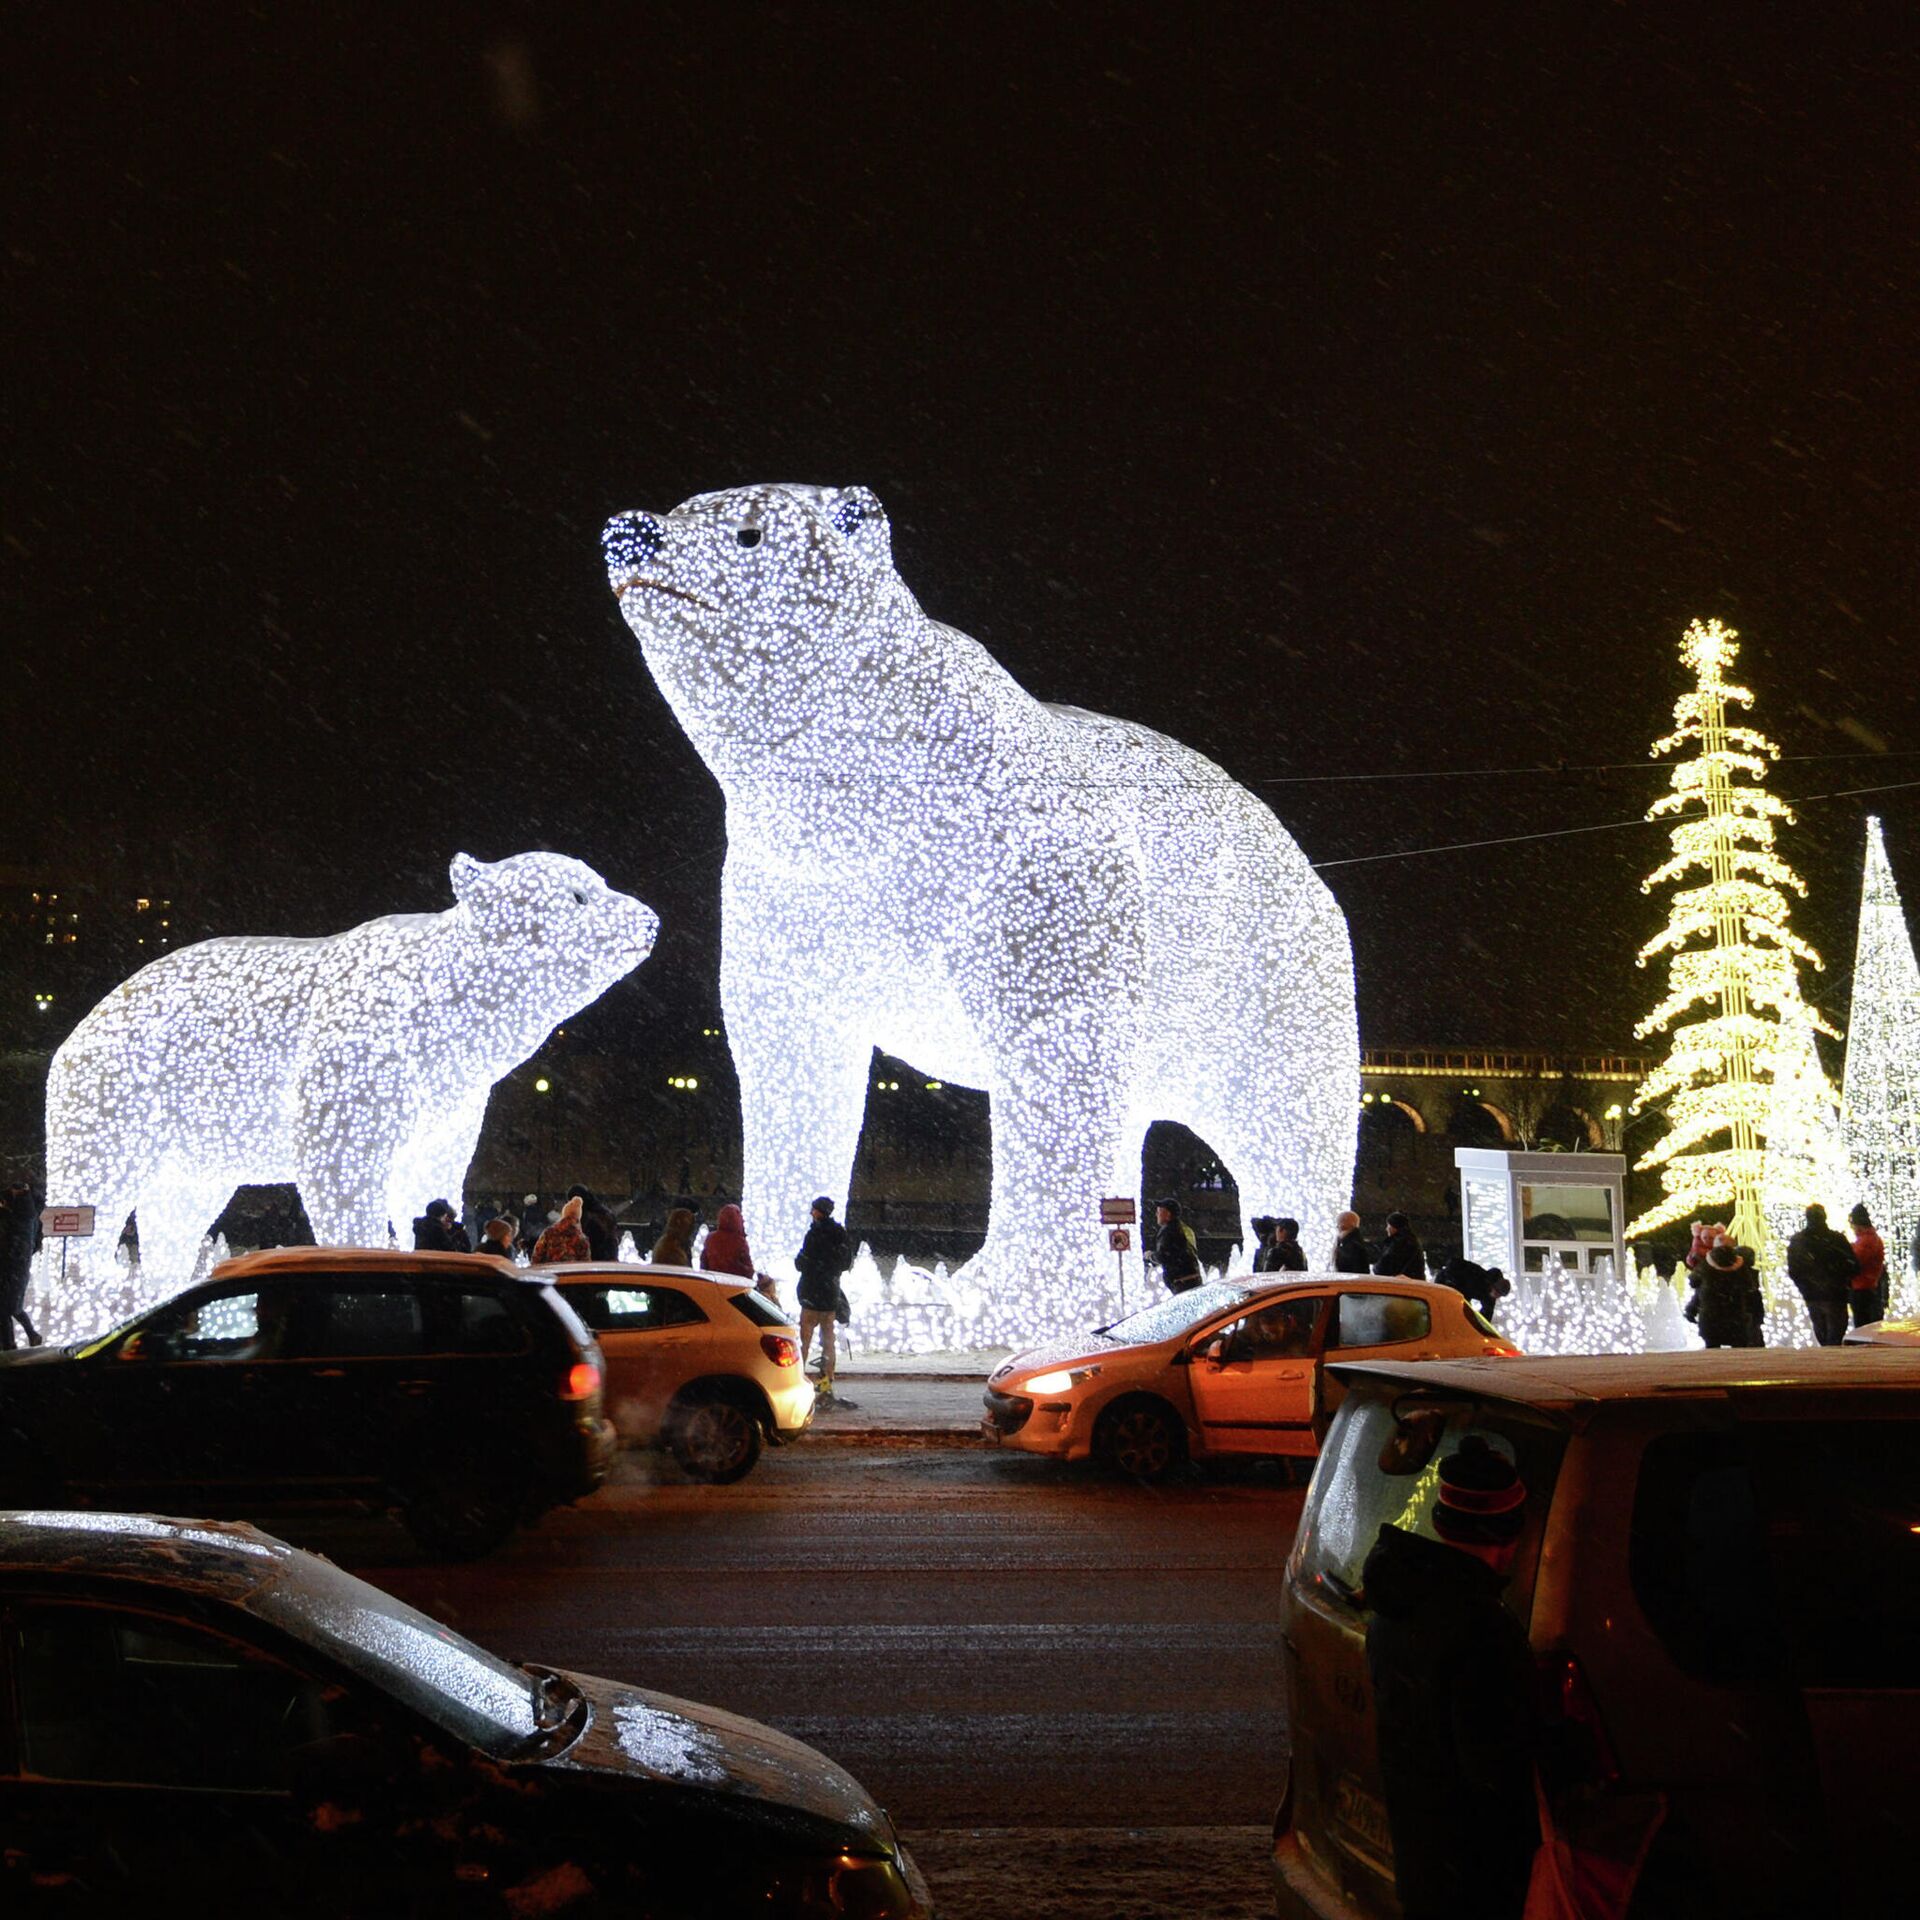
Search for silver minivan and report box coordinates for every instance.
[1275,1349,1920,1919]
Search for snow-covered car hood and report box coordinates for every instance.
[989,1335,1117,1386]
[554,1670,891,1845]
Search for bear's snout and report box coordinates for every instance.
[602,511,663,576]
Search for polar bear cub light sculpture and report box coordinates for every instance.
[603,483,1358,1342]
[45,852,658,1286]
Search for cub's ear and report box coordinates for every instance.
[829,486,890,562]
[449,852,487,903]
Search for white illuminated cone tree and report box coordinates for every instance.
[1842,819,1920,1305]
[1630,620,1835,1260]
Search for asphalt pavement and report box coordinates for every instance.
[304,1428,1308,1919]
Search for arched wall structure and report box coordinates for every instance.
[604,483,1360,1344]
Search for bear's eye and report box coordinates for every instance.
[570,888,587,905]
[735,526,762,548]
[831,498,867,538]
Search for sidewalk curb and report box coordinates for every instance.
[801,1426,979,1449]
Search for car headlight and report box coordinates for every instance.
[1019,1364,1102,1396]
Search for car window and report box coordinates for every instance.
[251,1555,542,1757]
[142,1286,290,1363]
[425,1288,531,1355]
[1328,1292,1431,1348]
[727,1291,794,1329]
[298,1285,424,1358]
[11,1604,332,1791]
[1633,1419,1920,1688]
[1222,1294,1323,1359]
[1292,1391,1566,1616]
[565,1284,707,1332]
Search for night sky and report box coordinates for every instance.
[7,2,1918,1063]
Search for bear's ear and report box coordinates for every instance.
[449,852,487,903]
[829,486,890,562]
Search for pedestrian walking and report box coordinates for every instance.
[567,1184,619,1263]
[1363,1436,1539,1920]
[1153,1198,1202,1294]
[795,1196,852,1389]
[1269,1216,1308,1272]
[1847,1204,1888,1329]
[1372,1211,1427,1278]
[650,1206,697,1266]
[0,1182,44,1351]
[1685,1240,1763,1348]
[1786,1202,1859,1346]
[532,1194,593,1266]
[1331,1210,1371,1273]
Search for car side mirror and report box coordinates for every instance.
[1198,1334,1230,1366]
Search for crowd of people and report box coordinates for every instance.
[1152,1199,1442,1292]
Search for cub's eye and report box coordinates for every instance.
[735,526,762,548]
[570,888,587,905]
[831,498,868,538]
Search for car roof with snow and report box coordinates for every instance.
[213,1246,527,1282]
[1329,1346,1920,1421]
[0,1511,294,1600]
[537,1262,751,1288]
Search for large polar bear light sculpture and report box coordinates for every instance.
[45,852,658,1289]
[603,484,1358,1342]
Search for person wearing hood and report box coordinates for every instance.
[699,1202,776,1296]
[1331,1210,1371,1273]
[1785,1202,1859,1346]
[1363,1435,1538,1920]
[651,1206,697,1267]
[532,1195,592,1266]
[1372,1211,1426,1278]
[1848,1204,1887,1328]
[566,1184,618,1263]
[1684,1239,1763,1348]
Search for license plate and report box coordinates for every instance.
[1329,1773,1393,1872]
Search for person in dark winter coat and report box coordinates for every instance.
[1269,1216,1308,1271]
[532,1195,592,1266]
[650,1206,697,1267]
[1434,1257,1506,1320]
[1331,1210,1371,1273]
[1685,1241,1763,1348]
[795,1196,852,1386]
[479,1215,519,1261]
[1363,1436,1538,1920]
[1372,1211,1427,1278]
[1250,1216,1278,1270]
[1153,1199,1202,1293]
[1,1182,44,1350]
[411,1199,468,1253]
[1785,1202,1859,1346]
[1848,1204,1888,1328]
[567,1185,619,1263]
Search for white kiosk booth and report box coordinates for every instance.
[1455,1147,1628,1278]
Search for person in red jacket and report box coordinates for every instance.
[1848,1203,1888,1329]
[701,1202,779,1300]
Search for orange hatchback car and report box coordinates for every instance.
[543,1265,815,1482]
[983,1275,1519,1477]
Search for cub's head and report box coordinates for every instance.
[449,852,657,1002]
[601,484,910,729]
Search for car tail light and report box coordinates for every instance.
[760,1333,799,1368]
[560,1360,601,1402]
[1539,1648,1619,1787]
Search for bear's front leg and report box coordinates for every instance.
[720,862,877,1279]
[951,840,1148,1339]
[292,1049,407,1248]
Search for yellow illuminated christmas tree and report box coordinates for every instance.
[1630,619,1837,1249]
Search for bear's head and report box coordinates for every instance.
[449,852,657,1007]
[602,484,912,749]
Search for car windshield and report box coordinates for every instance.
[252,1554,547,1757]
[1096,1283,1244,1346]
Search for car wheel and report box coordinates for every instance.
[668,1388,763,1484]
[1096,1398,1185,1481]
[404,1473,522,1561]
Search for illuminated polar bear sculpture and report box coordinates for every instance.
[603,484,1358,1342]
[45,853,658,1287]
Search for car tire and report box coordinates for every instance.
[667,1386,764,1484]
[1096,1397,1186,1481]
[404,1472,522,1561]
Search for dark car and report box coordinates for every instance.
[0,1511,931,1916]
[0,1249,616,1559]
